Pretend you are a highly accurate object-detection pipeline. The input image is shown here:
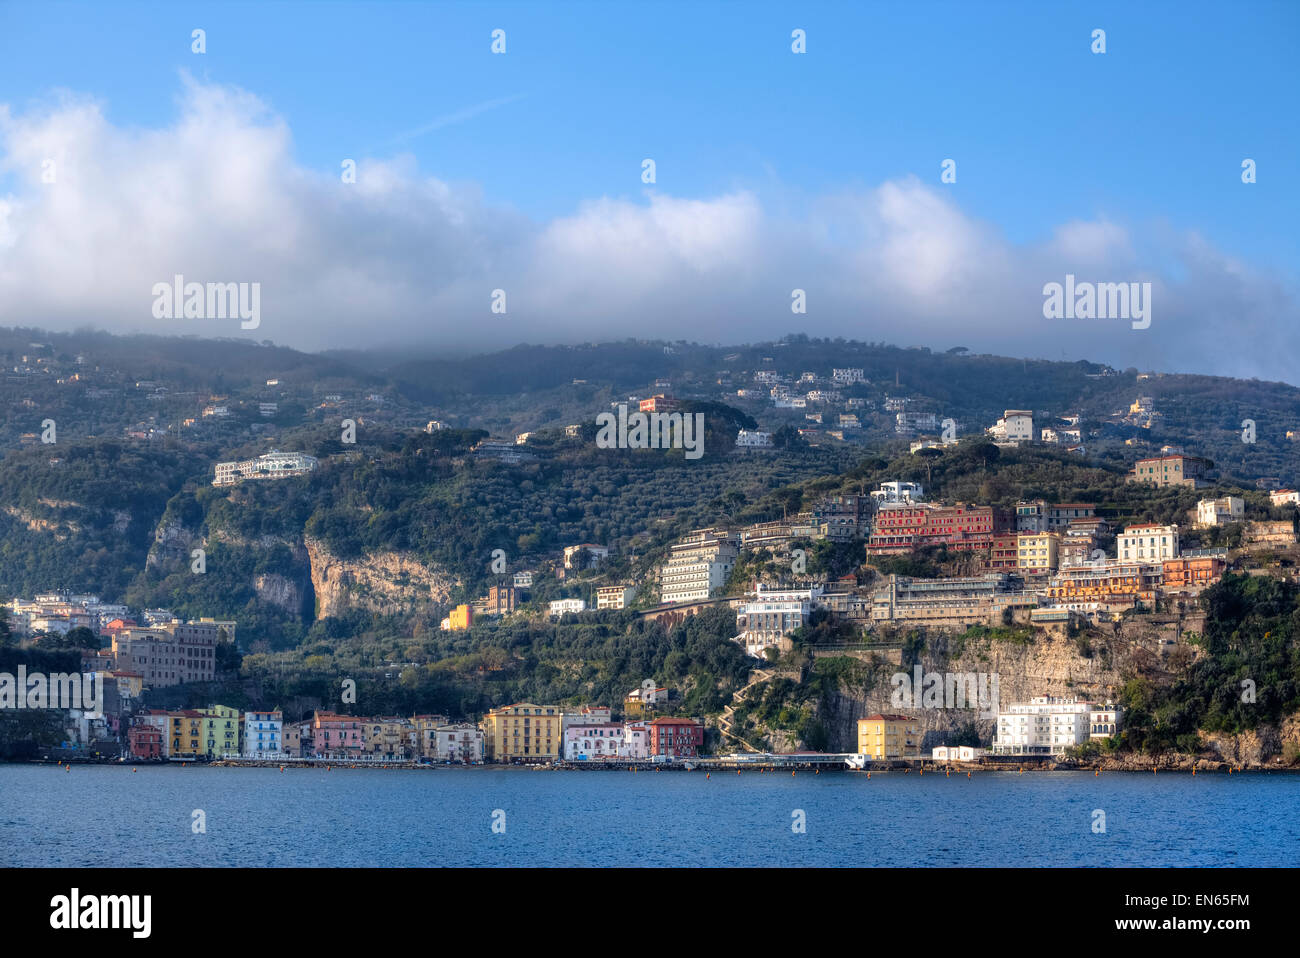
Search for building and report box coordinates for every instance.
[1117,524,1180,562]
[735,430,774,449]
[1196,496,1244,527]
[311,712,365,757]
[734,585,821,658]
[1160,553,1228,592]
[365,718,415,759]
[513,571,535,590]
[867,503,1011,555]
[868,481,924,506]
[624,681,667,718]
[1015,501,1096,533]
[549,598,586,616]
[432,723,484,763]
[895,411,939,436]
[1128,455,1210,489]
[857,714,922,759]
[658,528,740,604]
[243,709,283,758]
[1268,489,1300,507]
[987,532,1020,570]
[870,573,1036,626]
[201,705,241,759]
[986,410,1034,444]
[447,604,473,631]
[992,697,1123,755]
[110,624,220,689]
[1016,532,1060,573]
[127,723,163,760]
[645,717,704,758]
[483,585,519,616]
[481,703,564,762]
[167,710,205,759]
[563,722,627,761]
[563,544,610,570]
[212,450,317,486]
[1043,562,1162,614]
[831,368,866,385]
[931,745,986,762]
[595,584,638,610]
[639,395,678,413]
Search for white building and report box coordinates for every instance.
[621,721,651,760]
[832,368,866,385]
[433,723,484,763]
[513,571,534,589]
[563,723,626,761]
[1269,489,1300,507]
[549,598,587,616]
[563,544,610,569]
[658,528,739,605]
[1196,496,1244,527]
[895,411,939,436]
[243,710,283,758]
[987,410,1034,444]
[735,429,774,448]
[1117,523,1180,562]
[213,450,317,487]
[734,585,821,658]
[931,745,987,762]
[595,585,638,610]
[992,696,1123,755]
[870,481,924,505]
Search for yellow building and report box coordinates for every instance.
[481,703,563,762]
[1016,532,1060,572]
[168,710,205,759]
[201,704,241,758]
[857,713,922,759]
[448,604,473,631]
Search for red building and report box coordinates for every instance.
[986,532,1020,570]
[867,504,1012,555]
[646,717,704,757]
[638,395,679,413]
[127,724,162,760]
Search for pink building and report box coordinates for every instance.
[563,723,627,761]
[311,712,365,756]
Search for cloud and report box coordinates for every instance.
[0,77,1296,383]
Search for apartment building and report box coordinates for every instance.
[1015,501,1096,533]
[311,712,365,756]
[563,543,610,570]
[563,722,628,761]
[992,697,1123,755]
[595,585,638,610]
[212,450,317,486]
[433,723,484,763]
[986,410,1034,444]
[1017,532,1060,573]
[1128,454,1210,489]
[1162,552,1228,592]
[869,481,924,505]
[1117,524,1180,562]
[1043,562,1163,613]
[645,717,705,758]
[1196,496,1244,527]
[866,503,1011,555]
[549,598,586,615]
[734,585,821,658]
[869,573,1035,625]
[201,705,241,759]
[111,624,220,689]
[895,411,939,436]
[856,714,922,759]
[658,528,740,605]
[481,703,564,762]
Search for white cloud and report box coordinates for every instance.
[0,77,1296,382]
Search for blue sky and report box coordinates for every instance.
[0,0,1297,378]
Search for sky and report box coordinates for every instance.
[0,0,1297,381]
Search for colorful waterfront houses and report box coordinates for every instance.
[168,710,205,759]
[856,714,922,759]
[411,714,451,758]
[365,717,416,759]
[127,723,163,760]
[311,711,365,757]
[481,703,564,762]
[243,709,283,758]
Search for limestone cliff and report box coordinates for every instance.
[304,537,458,618]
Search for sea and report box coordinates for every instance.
[3,764,1297,867]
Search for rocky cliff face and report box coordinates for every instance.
[811,626,1179,753]
[304,537,458,618]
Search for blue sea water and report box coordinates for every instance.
[2,764,1297,867]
